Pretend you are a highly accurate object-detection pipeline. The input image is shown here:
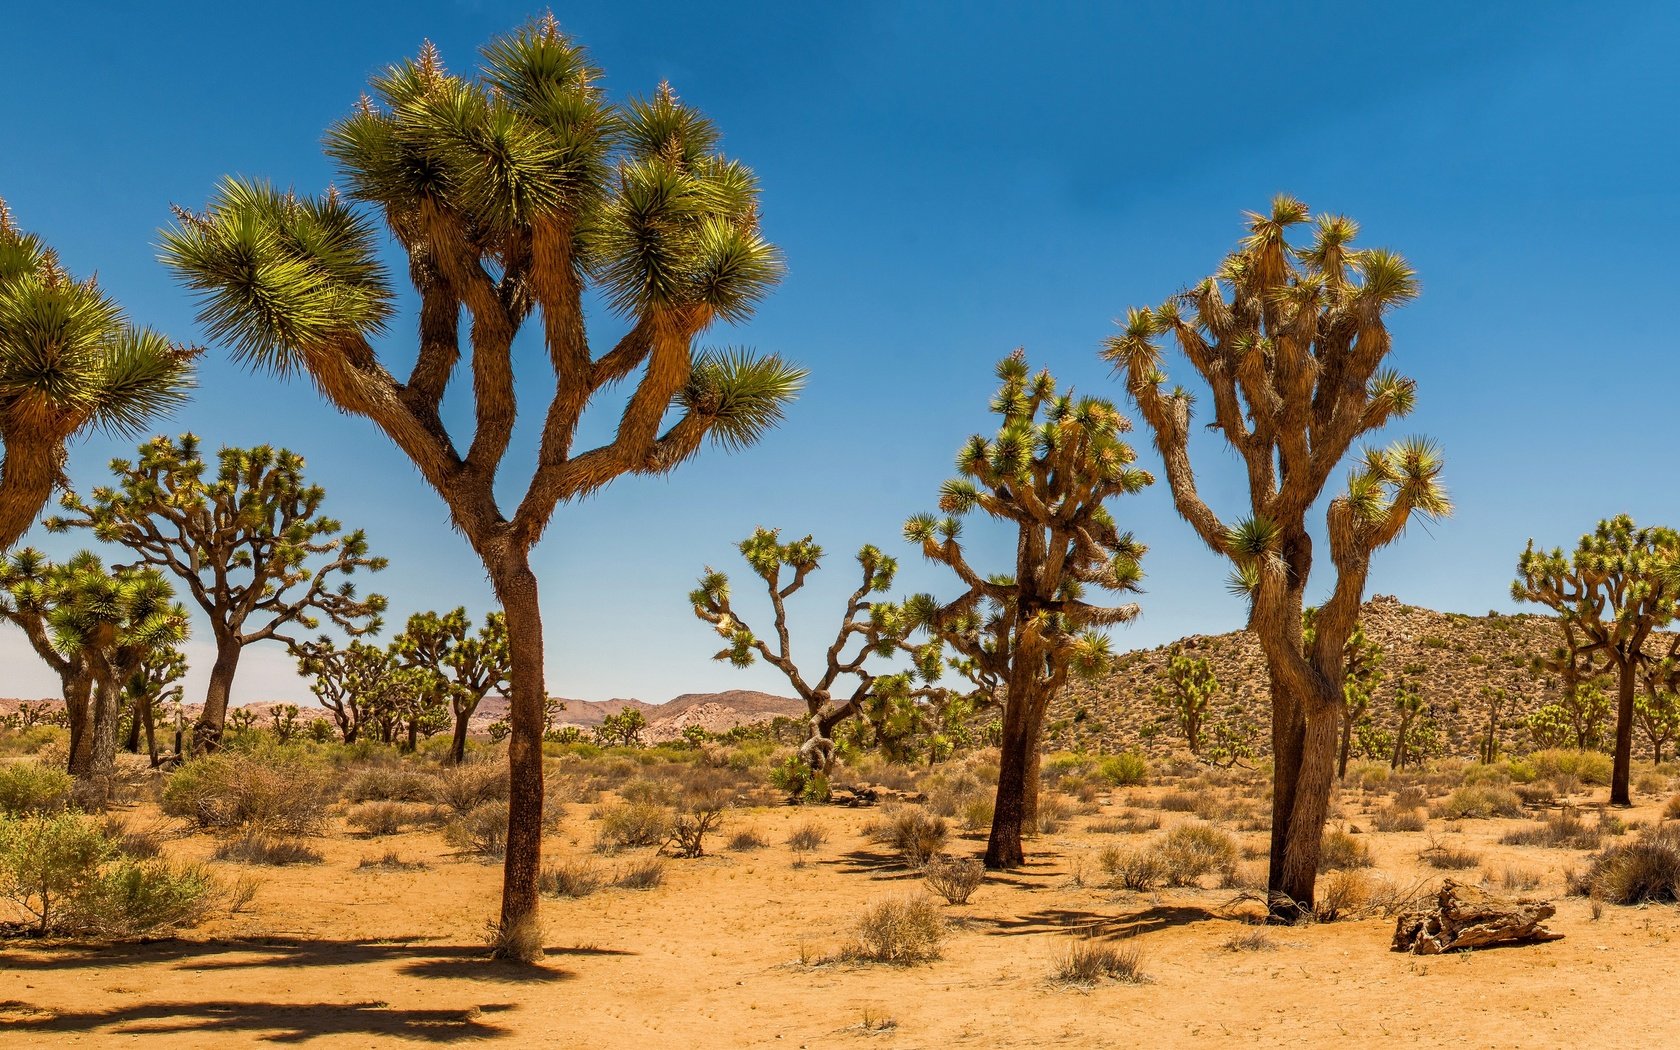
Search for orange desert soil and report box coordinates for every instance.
[3,788,1680,1049]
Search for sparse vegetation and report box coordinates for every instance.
[923,856,984,905]
[842,896,946,964]
[1052,937,1146,986]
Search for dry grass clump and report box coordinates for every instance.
[1156,789,1205,813]
[1036,796,1075,835]
[1663,794,1680,822]
[101,816,166,859]
[1493,865,1542,892]
[357,849,427,872]
[1634,771,1669,796]
[446,800,510,858]
[1159,823,1238,886]
[1419,841,1481,870]
[613,858,666,890]
[1500,809,1602,850]
[346,800,430,837]
[840,896,946,964]
[959,796,995,834]
[1318,829,1373,871]
[211,833,324,866]
[726,828,769,851]
[1576,824,1680,904]
[1528,749,1612,786]
[1371,805,1426,833]
[869,807,948,867]
[428,760,510,815]
[786,821,828,854]
[1089,811,1161,835]
[1433,784,1523,820]
[1312,869,1373,922]
[485,914,545,964]
[1051,936,1147,986]
[540,859,608,898]
[592,800,669,854]
[1221,927,1278,952]
[161,750,331,835]
[1393,786,1428,810]
[1099,845,1164,891]
[923,856,984,905]
[1344,760,1391,792]
[343,764,434,804]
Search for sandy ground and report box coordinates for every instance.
[4,783,1680,1049]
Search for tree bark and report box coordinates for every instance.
[1337,712,1354,779]
[123,693,143,754]
[64,676,94,777]
[1611,657,1635,806]
[84,677,123,807]
[1274,691,1339,913]
[194,637,242,755]
[142,696,158,767]
[450,709,472,764]
[1021,714,1045,833]
[985,664,1043,869]
[492,549,546,946]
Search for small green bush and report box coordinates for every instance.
[1095,753,1150,787]
[1318,829,1373,871]
[593,800,669,854]
[428,760,510,815]
[1159,823,1238,886]
[768,755,829,803]
[1433,785,1523,820]
[62,858,215,937]
[0,762,73,816]
[1528,749,1613,786]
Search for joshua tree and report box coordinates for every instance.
[1153,648,1220,756]
[690,529,920,772]
[1389,680,1425,770]
[292,636,397,744]
[1634,686,1680,765]
[0,550,188,799]
[1525,679,1612,751]
[49,435,387,752]
[0,200,195,551]
[1477,685,1508,765]
[122,647,187,765]
[1304,610,1385,779]
[161,20,803,953]
[906,351,1151,869]
[1106,197,1448,915]
[1513,515,1680,805]
[595,708,648,748]
[393,607,510,762]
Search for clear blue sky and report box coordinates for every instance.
[2,2,1676,707]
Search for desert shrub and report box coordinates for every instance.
[1419,841,1481,869]
[101,817,166,860]
[1635,771,1669,796]
[61,858,214,938]
[1393,786,1428,810]
[665,800,725,859]
[613,858,666,890]
[0,812,111,933]
[212,833,324,866]
[0,762,72,816]
[593,800,670,854]
[842,896,945,964]
[727,828,769,851]
[1221,928,1277,952]
[358,850,426,872]
[1090,811,1161,835]
[1159,823,1238,886]
[1035,796,1073,836]
[1460,764,1511,787]
[1318,829,1373,871]
[1094,753,1150,787]
[1344,760,1390,792]
[162,749,331,834]
[1501,810,1602,850]
[540,859,607,898]
[447,800,510,859]
[1100,846,1164,892]
[1157,790,1203,813]
[343,764,434,804]
[619,777,676,806]
[1371,805,1425,833]
[1496,865,1541,892]
[786,822,828,853]
[924,769,987,819]
[768,755,829,804]
[345,801,419,837]
[923,856,984,905]
[1513,781,1557,806]
[959,795,995,834]
[1527,749,1612,786]
[872,807,948,868]
[1052,937,1146,986]
[1433,785,1523,820]
[1580,824,1680,904]
[428,761,509,815]
[1313,869,1373,922]
[1663,794,1680,821]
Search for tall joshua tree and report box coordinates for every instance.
[50,435,387,752]
[393,607,510,762]
[907,351,1151,869]
[161,20,803,951]
[1106,197,1449,915]
[690,529,920,772]
[1512,515,1680,805]
[0,199,195,550]
[0,550,188,799]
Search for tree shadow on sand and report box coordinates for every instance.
[0,998,517,1043]
[976,904,1220,939]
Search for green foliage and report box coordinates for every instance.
[1526,684,1612,751]
[1433,784,1524,820]
[0,811,110,933]
[0,762,72,816]
[596,709,648,748]
[768,754,830,804]
[1094,753,1150,787]
[1152,649,1219,754]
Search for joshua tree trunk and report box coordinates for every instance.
[450,707,472,765]
[123,697,142,754]
[1275,692,1339,911]
[986,661,1048,870]
[492,549,546,940]
[195,636,241,754]
[85,678,124,806]
[142,699,158,767]
[1612,656,1636,806]
[64,677,94,777]
[1337,716,1354,779]
[1021,717,1045,831]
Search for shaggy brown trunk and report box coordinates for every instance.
[493,549,546,943]
[194,636,241,755]
[1337,711,1354,779]
[123,693,143,753]
[1274,690,1339,913]
[1611,657,1635,806]
[64,676,94,777]
[1266,664,1303,915]
[450,708,471,764]
[1021,715,1044,831]
[84,677,123,807]
[405,719,419,752]
[986,661,1044,870]
[142,697,158,767]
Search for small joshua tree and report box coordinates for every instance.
[123,647,187,765]
[393,608,510,762]
[49,435,387,752]
[1513,515,1680,805]
[1107,197,1449,915]
[161,20,804,948]
[1478,685,1508,765]
[907,351,1151,869]
[1153,648,1220,756]
[691,529,919,772]
[596,709,648,748]
[291,636,402,744]
[0,550,188,800]
[1525,679,1612,751]
[1389,680,1425,771]
[0,200,195,551]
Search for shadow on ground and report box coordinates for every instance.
[0,998,517,1043]
[977,904,1221,939]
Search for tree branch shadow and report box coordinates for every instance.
[975,904,1219,939]
[0,998,517,1043]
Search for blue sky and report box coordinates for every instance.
[1,2,1676,707]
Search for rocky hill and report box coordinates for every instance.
[1048,594,1587,759]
